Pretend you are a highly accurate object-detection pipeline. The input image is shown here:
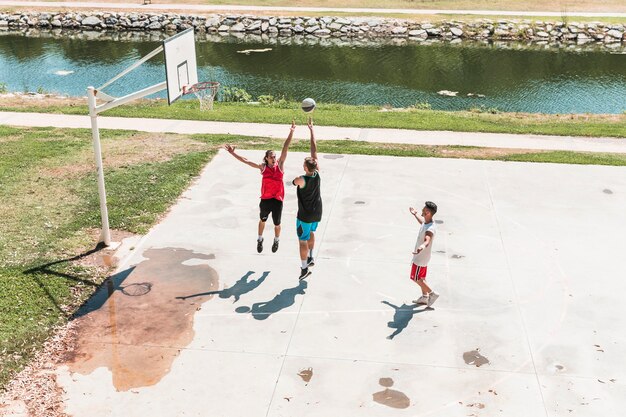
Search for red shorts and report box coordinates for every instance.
[410,264,428,281]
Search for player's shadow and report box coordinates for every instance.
[381,300,428,340]
[176,270,269,303]
[236,280,308,320]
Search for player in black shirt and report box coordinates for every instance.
[292,118,322,280]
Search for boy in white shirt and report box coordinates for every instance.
[409,201,439,308]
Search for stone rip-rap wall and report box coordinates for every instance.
[0,11,624,46]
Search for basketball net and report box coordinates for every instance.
[184,81,220,111]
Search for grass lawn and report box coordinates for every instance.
[3,99,626,138]
[2,124,626,390]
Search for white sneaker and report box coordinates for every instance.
[427,292,439,307]
[413,295,429,305]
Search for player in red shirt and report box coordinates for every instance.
[224,121,295,253]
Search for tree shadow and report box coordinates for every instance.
[237,280,308,320]
[381,300,429,340]
[22,243,110,317]
[176,270,269,303]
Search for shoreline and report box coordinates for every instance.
[1,11,624,48]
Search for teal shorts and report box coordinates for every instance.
[296,219,319,241]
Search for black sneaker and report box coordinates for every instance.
[307,256,315,267]
[272,239,279,253]
[299,267,311,280]
[257,238,263,253]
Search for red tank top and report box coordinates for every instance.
[260,164,284,201]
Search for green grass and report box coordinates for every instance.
[2,125,626,389]
[0,126,214,388]
[4,100,626,138]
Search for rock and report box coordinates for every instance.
[305,25,319,33]
[247,20,261,31]
[217,24,229,32]
[204,17,220,27]
[408,29,427,38]
[450,27,463,37]
[335,18,351,25]
[305,18,317,26]
[81,16,102,26]
[147,21,162,30]
[268,17,277,26]
[293,24,304,33]
[392,26,407,34]
[606,29,623,39]
[261,21,269,31]
[315,28,331,36]
[51,19,62,27]
[328,22,342,30]
[230,22,245,32]
[536,31,550,37]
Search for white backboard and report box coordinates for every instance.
[163,28,198,105]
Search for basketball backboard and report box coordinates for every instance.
[164,28,198,105]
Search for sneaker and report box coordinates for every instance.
[413,295,429,305]
[427,292,439,307]
[272,239,279,253]
[299,267,311,280]
[307,256,315,267]
[257,238,263,253]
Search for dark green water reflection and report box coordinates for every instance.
[0,32,624,113]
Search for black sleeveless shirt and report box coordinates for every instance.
[296,171,322,222]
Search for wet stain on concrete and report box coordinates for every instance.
[64,248,219,391]
[354,201,366,205]
[451,254,465,259]
[463,349,490,367]
[373,378,410,409]
[435,220,444,224]
[298,368,313,383]
[603,189,613,194]
[323,154,344,159]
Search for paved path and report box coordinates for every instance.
[1,110,625,153]
[1,1,625,17]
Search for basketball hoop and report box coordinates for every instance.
[184,81,220,111]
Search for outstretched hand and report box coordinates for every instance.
[224,144,236,153]
[409,207,417,216]
[307,116,314,131]
[290,119,296,131]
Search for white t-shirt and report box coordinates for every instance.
[412,221,436,266]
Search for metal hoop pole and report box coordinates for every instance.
[87,86,111,246]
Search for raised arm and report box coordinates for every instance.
[308,117,318,168]
[409,207,424,225]
[278,120,296,171]
[224,144,263,170]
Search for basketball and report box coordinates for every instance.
[301,98,316,112]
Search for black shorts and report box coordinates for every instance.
[259,198,283,225]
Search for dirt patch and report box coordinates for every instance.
[438,146,539,158]
[0,321,78,417]
[39,132,207,179]
[0,93,85,109]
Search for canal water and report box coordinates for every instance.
[0,31,625,114]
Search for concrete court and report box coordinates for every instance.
[55,150,626,417]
